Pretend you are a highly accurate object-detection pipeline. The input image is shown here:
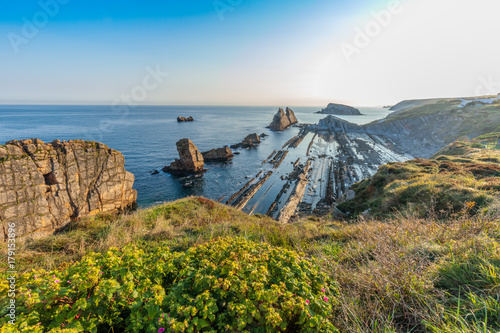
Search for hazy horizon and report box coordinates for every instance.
[2,0,500,106]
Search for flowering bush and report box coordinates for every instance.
[0,237,338,332]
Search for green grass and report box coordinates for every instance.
[2,196,500,332]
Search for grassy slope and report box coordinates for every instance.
[338,135,500,219]
[2,194,500,332]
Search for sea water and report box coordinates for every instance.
[0,105,390,207]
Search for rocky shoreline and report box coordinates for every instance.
[226,121,412,222]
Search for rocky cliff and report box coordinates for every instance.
[0,139,137,240]
[365,96,500,158]
[317,103,362,115]
[269,108,298,131]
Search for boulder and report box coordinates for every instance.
[163,138,205,175]
[268,107,298,131]
[243,133,261,146]
[338,189,356,203]
[0,139,137,239]
[230,133,261,149]
[202,147,234,162]
[316,103,362,115]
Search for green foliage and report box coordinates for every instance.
[0,238,338,332]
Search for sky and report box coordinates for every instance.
[0,0,499,106]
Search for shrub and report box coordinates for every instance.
[0,238,338,332]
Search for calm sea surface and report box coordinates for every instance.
[0,105,391,207]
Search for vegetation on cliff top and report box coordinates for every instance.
[1,136,500,332]
[338,134,500,219]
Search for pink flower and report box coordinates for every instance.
[55,280,60,283]
[305,300,310,304]
[158,328,165,333]
[322,289,325,292]
[323,296,329,302]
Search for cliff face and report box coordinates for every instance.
[317,103,362,115]
[0,139,137,239]
[364,97,500,158]
[269,108,298,131]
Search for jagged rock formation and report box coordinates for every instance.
[0,139,137,239]
[317,116,362,132]
[316,103,362,115]
[202,147,234,162]
[177,116,194,122]
[268,108,298,131]
[230,134,261,149]
[163,138,205,175]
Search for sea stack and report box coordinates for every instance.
[163,138,205,175]
[269,107,298,131]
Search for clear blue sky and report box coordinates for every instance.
[1,0,499,106]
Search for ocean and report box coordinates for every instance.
[0,105,391,207]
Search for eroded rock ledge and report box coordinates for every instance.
[0,139,137,240]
